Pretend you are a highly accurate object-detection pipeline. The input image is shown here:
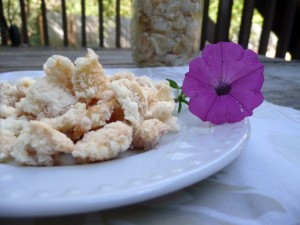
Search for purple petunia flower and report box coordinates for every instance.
[182,42,264,125]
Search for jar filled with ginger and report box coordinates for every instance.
[130,0,203,67]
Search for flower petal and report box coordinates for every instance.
[182,74,214,98]
[204,95,252,125]
[188,93,217,122]
[186,57,221,87]
[229,90,264,116]
[232,64,264,91]
[201,42,224,67]
[230,66,264,113]
[219,42,245,62]
[222,46,263,84]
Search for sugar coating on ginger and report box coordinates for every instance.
[72,48,110,101]
[0,130,16,161]
[145,101,175,122]
[0,117,28,162]
[18,76,77,119]
[136,76,157,91]
[0,82,19,107]
[0,117,29,161]
[0,104,16,118]
[41,101,113,141]
[155,81,174,102]
[72,121,133,163]
[110,78,148,127]
[109,70,136,82]
[41,102,87,133]
[133,119,171,150]
[72,100,116,140]
[43,55,74,90]
[11,121,74,166]
[14,77,36,101]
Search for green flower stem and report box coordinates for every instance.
[167,79,189,113]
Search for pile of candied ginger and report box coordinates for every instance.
[0,49,179,166]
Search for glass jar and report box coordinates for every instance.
[131,0,203,67]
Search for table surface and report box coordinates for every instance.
[0,47,300,224]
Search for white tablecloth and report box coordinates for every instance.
[1,67,300,224]
[80,102,300,225]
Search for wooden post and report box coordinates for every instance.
[258,0,277,55]
[61,0,68,46]
[81,0,86,47]
[19,0,29,45]
[238,0,255,49]
[41,0,49,46]
[200,0,210,50]
[276,0,297,58]
[214,0,233,43]
[0,0,7,45]
[99,0,104,47]
[294,37,300,59]
[115,0,121,48]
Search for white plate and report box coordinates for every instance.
[0,71,250,217]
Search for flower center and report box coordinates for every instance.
[215,83,231,96]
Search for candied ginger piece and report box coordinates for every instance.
[150,33,175,56]
[72,48,110,101]
[73,100,115,140]
[132,33,155,65]
[142,87,159,108]
[151,15,171,32]
[0,82,19,107]
[136,76,157,91]
[85,101,115,129]
[96,89,115,104]
[109,71,136,82]
[19,76,77,119]
[11,121,74,166]
[0,117,28,135]
[43,55,74,89]
[0,104,16,118]
[133,118,171,150]
[0,130,16,161]
[42,100,115,141]
[145,101,175,122]
[109,101,125,123]
[72,121,133,163]
[155,81,174,102]
[41,102,86,133]
[110,78,147,126]
[0,118,28,161]
[16,77,35,98]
